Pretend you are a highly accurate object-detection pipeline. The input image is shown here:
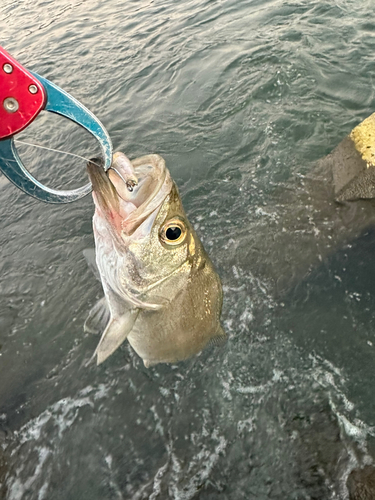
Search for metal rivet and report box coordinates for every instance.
[3,63,13,74]
[28,84,38,94]
[3,97,19,113]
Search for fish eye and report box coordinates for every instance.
[160,219,187,245]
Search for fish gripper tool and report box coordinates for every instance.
[0,46,112,203]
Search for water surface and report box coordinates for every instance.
[2,0,375,498]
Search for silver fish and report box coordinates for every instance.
[86,152,225,367]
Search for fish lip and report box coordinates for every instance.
[87,156,119,212]
[87,153,173,236]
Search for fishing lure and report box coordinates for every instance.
[0,46,112,203]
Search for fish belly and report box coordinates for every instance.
[127,310,221,366]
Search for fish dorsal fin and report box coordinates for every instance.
[83,248,100,282]
[84,296,110,335]
[94,309,139,365]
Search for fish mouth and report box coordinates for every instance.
[87,153,172,235]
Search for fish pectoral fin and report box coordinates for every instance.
[84,296,110,334]
[94,309,139,365]
[122,290,165,311]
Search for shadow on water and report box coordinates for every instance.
[278,226,375,499]
[281,225,375,413]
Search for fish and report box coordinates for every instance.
[85,152,225,367]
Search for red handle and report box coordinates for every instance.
[0,47,47,140]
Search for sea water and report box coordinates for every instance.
[2,0,375,498]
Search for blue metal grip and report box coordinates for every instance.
[34,72,112,172]
[0,137,92,203]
